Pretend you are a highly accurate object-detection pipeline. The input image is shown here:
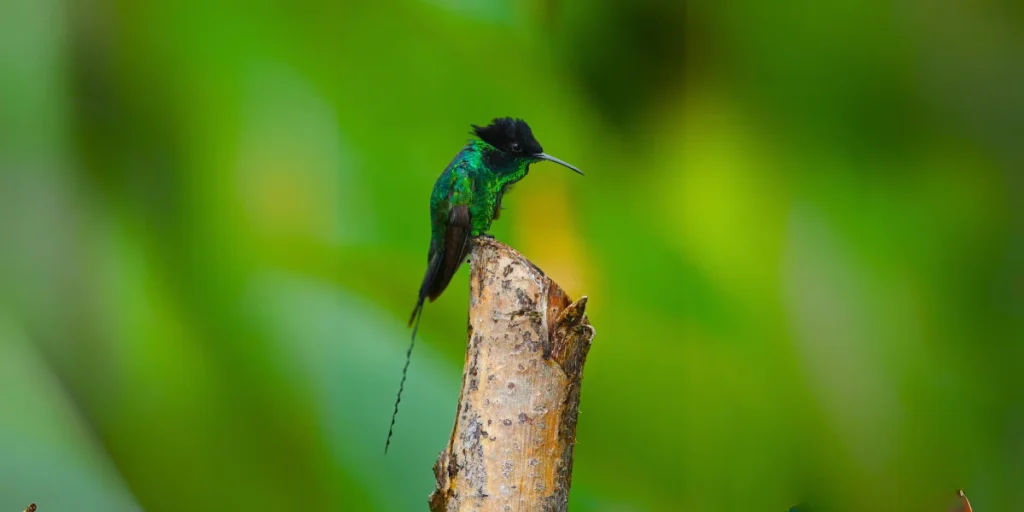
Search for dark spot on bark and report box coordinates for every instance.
[518,412,530,424]
[502,279,511,290]
[487,419,492,425]
[468,350,480,391]
[503,419,512,426]
[507,382,516,390]
[503,264,514,277]
[515,288,535,309]
[475,270,485,301]
[522,331,538,351]
[459,414,488,494]
[484,399,490,407]
[488,374,496,381]
[517,363,526,372]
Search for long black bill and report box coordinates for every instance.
[535,152,584,175]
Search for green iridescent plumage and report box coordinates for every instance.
[432,139,530,237]
[385,117,583,453]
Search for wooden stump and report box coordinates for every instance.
[429,238,595,512]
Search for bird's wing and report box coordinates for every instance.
[427,203,471,301]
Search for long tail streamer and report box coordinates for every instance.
[385,299,425,453]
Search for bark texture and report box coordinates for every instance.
[429,238,595,512]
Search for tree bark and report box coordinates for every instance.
[429,238,595,512]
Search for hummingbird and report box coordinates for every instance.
[385,117,584,453]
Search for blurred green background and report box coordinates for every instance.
[1,0,1022,510]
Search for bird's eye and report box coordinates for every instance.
[509,142,520,152]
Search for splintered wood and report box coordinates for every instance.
[429,238,595,512]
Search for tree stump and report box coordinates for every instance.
[428,238,595,512]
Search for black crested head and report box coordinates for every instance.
[471,117,544,155]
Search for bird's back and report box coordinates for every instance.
[429,142,489,238]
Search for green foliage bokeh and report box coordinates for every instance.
[1,0,1022,510]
